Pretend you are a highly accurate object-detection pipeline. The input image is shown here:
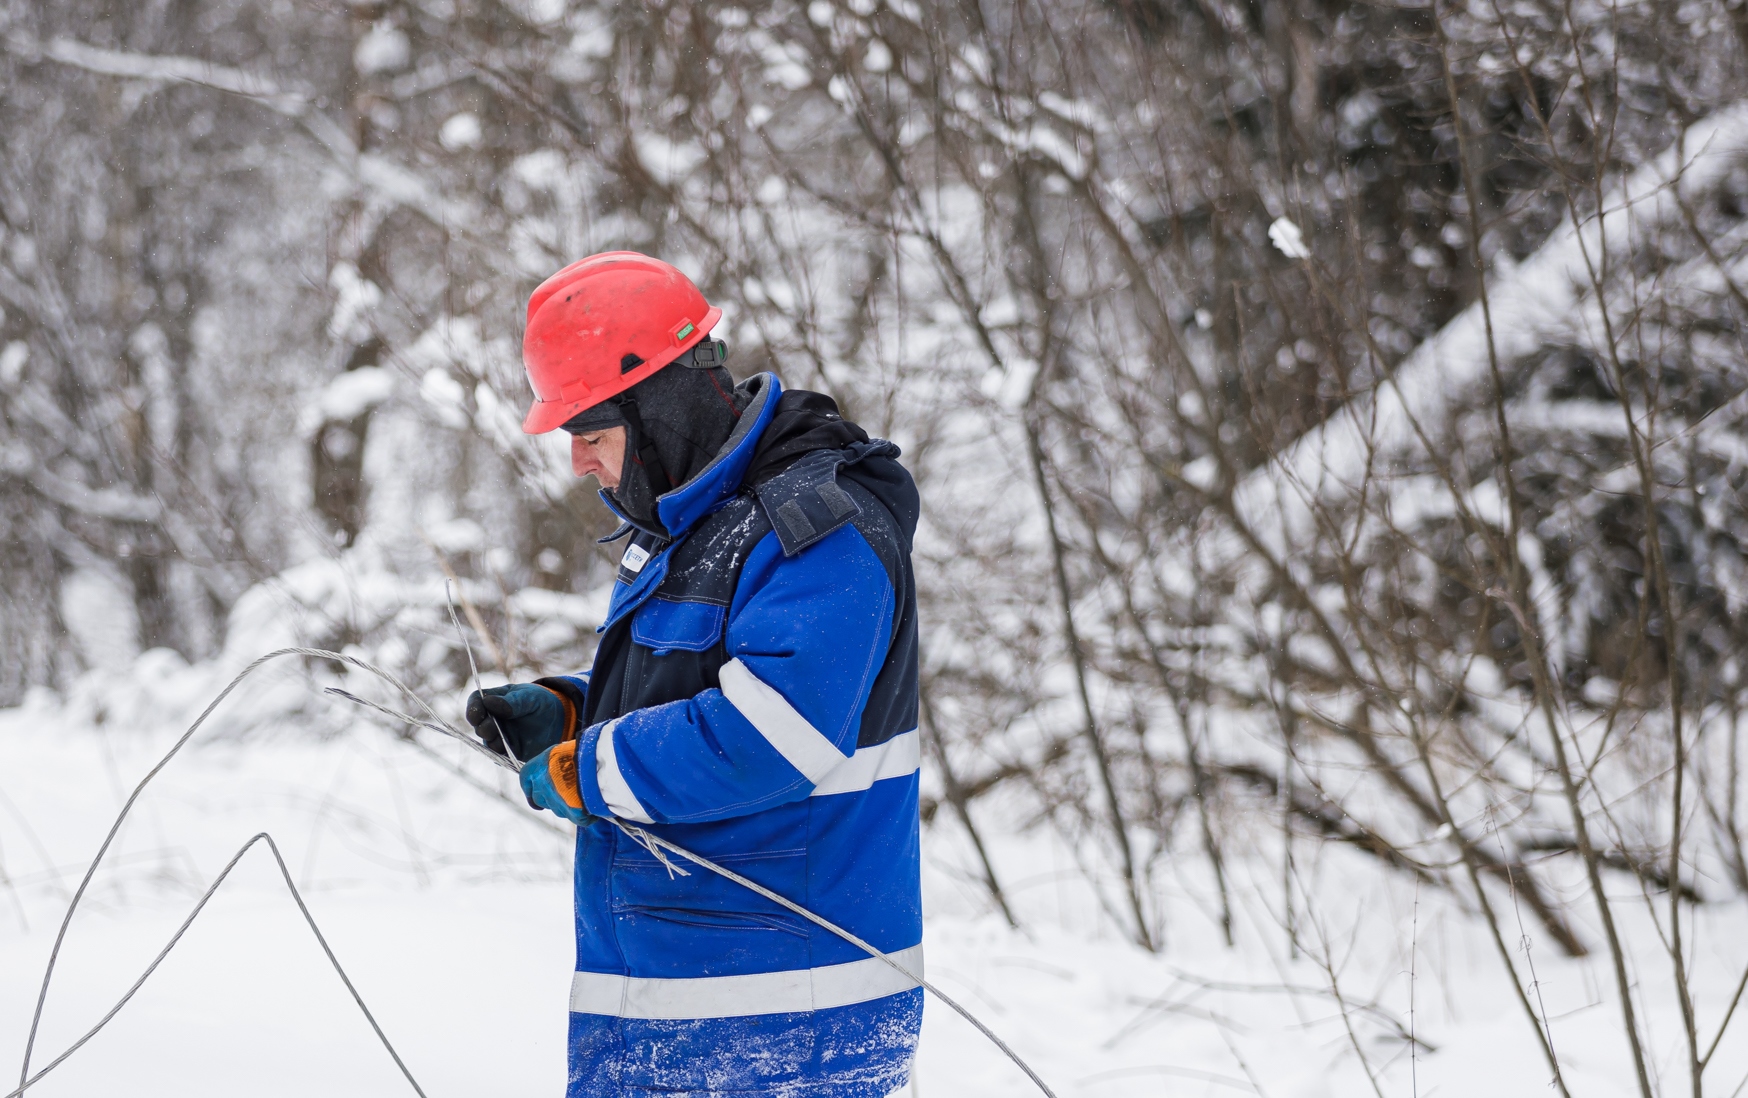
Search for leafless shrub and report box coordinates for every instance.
[7,0,1748,1086]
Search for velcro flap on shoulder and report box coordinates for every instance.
[753,451,862,556]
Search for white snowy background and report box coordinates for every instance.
[2,640,1745,1096]
[6,2,1748,1095]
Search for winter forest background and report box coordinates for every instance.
[4,0,1748,1095]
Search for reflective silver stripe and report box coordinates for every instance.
[718,658,846,784]
[569,944,924,1020]
[811,730,921,796]
[595,719,653,823]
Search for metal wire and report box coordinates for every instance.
[16,647,440,1096]
[5,832,425,1098]
[17,648,1061,1098]
[333,689,1062,1097]
[610,820,1061,1098]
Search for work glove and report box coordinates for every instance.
[465,683,574,763]
[522,742,592,824]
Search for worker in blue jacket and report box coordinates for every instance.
[465,252,923,1096]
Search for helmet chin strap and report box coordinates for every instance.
[613,396,675,494]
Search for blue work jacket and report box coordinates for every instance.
[545,374,923,1097]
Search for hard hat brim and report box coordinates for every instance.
[521,305,721,435]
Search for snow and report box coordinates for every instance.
[438,113,482,151]
[1268,217,1310,260]
[758,40,813,93]
[4,666,1747,1097]
[8,13,1745,1096]
[0,342,28,389]
[354,23,411,76]
[424,517,485,554]
[36,36,306,116]
[756,175,788,205]
[505,0,566,26]
[20,467,161,523]
[1237,99,1748,552]
[568,22,615,61]
[34,31,477,242]
[315,367,395,424]
[417,368,470,429]
[632,133,707,187]
[325,263,383,344]
[57,568,140,671]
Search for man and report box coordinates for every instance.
[465,251,924,1097]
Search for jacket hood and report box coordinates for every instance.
[750,389,919,551]
[598,374,918,549]
[743,389,870,485]
[599,373,780,542]
[602,362,746,532]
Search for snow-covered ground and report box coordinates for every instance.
[2,656,1744,1097]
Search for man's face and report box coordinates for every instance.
[571,427,627,489]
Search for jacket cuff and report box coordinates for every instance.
[573,720,614,819]
[534,675,588,741]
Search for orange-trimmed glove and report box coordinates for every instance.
[521,741,591,824]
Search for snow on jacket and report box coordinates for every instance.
[541,373,923,1097]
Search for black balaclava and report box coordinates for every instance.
[562,346,743,535]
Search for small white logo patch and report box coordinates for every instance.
[622,543,650,575]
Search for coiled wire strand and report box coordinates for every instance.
[13,647,1060,1098]
[7,832,424,1098]
[14,648,449,1098]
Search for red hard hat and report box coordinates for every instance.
[521,251,723,434]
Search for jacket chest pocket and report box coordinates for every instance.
[630,596,726,656]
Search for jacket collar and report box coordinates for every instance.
[597,373,782,543]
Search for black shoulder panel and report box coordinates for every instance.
[752,449,863,556]
[585,437,921,751]
[660,494,771,605]
[840,478,904,597]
